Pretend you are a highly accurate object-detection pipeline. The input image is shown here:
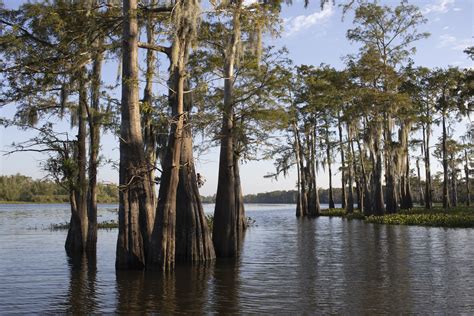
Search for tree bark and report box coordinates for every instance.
[148,60,185,270]
[337,113,347,210]
[116,0,154,269]
[66,69,89,257]
[292,122,304,217]
[213,1,243,257]
[143,10,157,210]
[423,124,433,209]
[465,149,471,206]
[325,121,335,209]
[372,123,385,215]
[86,37,104,254]
[442,112,450,210]
[175,83,215,263]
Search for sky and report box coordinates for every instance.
[0,0,473,196]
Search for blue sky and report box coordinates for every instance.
[1,0,473,195]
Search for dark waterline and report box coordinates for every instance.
[0,203,473,313]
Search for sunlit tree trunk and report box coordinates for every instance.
[423,123,433,209]
[337,113,347,209]
[213,0,243,257]
[441,111,450,210]
[175,82,215,262]
[116,0,154,269]
[143,12,157,210]
[465,149,471,206]
[325,121,335,209]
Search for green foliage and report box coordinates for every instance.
[0,174,118,203]
[49,220,119,230]
[318,205,474,228]
[365,213,474,228]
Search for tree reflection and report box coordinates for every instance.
[66,254,97,313]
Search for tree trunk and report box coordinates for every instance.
[442,113,450,210]
[325,122,335,209]
[465,149,471,206]
[384,116,398,214]
[175,84,215,263]
[450,159,458,207]
[346,125,354,214]
[372,123,385,215]
[307,124,320,216]
[337,113,347,210]
[116,0,154,269]
[86,37,104,254]
[294,123,307,217]
[234,153,246,238]
[143,11,157,210]
[66,70,89,257]
[213,2,243,257]
[423,124,433,209]
[148,56,185,270]
[357,138,371,215]
[399,123,413,210]
[416,154,424,206]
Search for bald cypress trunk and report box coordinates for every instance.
[86,37,104,254]
[416,156,424,206]
[423,124,433,209]
[66,70,89,256]
[465,149,471,206]
[116,0,154,269]
[234,154,246,238]
[175,84,215,263]
[213,1,243,257]
[357,138,371,215]
[442,112,450,210]
[143,11,157,210]
[372,123,385,215]
[337,113,347,210]
[325,121,335,209]
[384,117,398,214]
[148,61,185,270]
[294,122,307,217]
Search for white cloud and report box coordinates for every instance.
[453,7,462,11]
[438,34,473,51]
[443,26,449,30]
[422,0,455,14]
[285,3,334,37]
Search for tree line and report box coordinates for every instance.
[0,0,472,272]
[0,174,118,203]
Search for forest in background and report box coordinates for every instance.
[0,174,118,203]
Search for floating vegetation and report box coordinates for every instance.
[318,207,474,228]
[48,220,118,231]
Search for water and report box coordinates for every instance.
[1,203,473,314]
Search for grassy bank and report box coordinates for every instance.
[319,206,474,228]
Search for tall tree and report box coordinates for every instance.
[116,0,154,269]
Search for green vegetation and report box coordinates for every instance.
[49,220,119,230]
[0,174,118,204]
[319,206,474,228]
[49,215,256,232]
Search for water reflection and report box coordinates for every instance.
[115,263,213,313]
[1,205,473,314]
[211,259,241,314]
[66,255,98,313]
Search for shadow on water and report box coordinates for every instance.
[65,254,98,314]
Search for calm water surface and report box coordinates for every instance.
[0,203,473,314]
